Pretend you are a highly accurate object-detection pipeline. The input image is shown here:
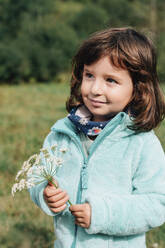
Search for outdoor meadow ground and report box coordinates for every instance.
[0,82,165,248]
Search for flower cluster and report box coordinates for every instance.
[11,144,72,205]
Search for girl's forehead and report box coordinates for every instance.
[83,56,127,72]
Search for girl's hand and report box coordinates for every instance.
[43,181,69,213]
[69,203,91,228]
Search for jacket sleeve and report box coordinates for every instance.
[28,131,69,217]
[85,134,165,236]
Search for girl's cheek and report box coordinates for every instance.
[81,82,89,94]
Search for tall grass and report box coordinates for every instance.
[0,83,164,248]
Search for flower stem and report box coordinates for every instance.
[49,179,72,206]
[67,200,73,206]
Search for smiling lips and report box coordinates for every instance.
[90,98,107,104]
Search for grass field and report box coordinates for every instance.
[0,83,165,248]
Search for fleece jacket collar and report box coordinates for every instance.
[51,111,134,144]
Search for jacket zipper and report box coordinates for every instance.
[71,138,88,248]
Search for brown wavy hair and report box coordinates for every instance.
[66,27,165,132]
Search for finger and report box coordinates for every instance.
[75,217,84,223]
[48,195,69,208]
[71,211,83,217]
[75,221,87,228]
[44,185,62,196]
[47,191,68,203]
[69,204,83,212]
[44,187,63,198]
[50,204,67,213]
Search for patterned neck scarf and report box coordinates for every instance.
[67,104,111,136]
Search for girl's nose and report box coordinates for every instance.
[90,79,103,95]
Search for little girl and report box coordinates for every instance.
[29,27,165,248]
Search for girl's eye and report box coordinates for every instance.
[106,78,117,84]
[85,72,93,78]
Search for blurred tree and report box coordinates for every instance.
[0,0,79,83]
[150,0,157,36]
[157,33,165,81]
[0,43,23,83]
[69,4,109,40]
[0,0,164,84]
[23,21,78,81]
[98,0,147,27]
[0,0,54,39]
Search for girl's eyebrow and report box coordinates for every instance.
[83,68,92,73]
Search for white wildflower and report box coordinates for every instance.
[40,148,49,155]
[11,145,72,206]
[21,161,28,170]
[16,155,41,182]
[26,167,33,176]
[11,179,26,196]
[51,144,58,151]
[34,165,45,175]
[15,169,24,181]
[18,179,26,191]
[27,154,38,166]
[34,155,41,165]
[46,156,54,164]
[26,180,35,189]
[46,157,52,163]
[47,157,58,167]
[11,183,19,196]
[21,161,31,173]
[44,153,50,158]
[79,118,88,125]
[59,147,67,153]
[56,158,64,167]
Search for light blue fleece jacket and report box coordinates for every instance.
[29,112,165,248]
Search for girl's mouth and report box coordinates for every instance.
[90,98,107,104]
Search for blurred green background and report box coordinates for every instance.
[0,0,165,247]
[0,0,165,84]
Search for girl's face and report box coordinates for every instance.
[81,56,133,122]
